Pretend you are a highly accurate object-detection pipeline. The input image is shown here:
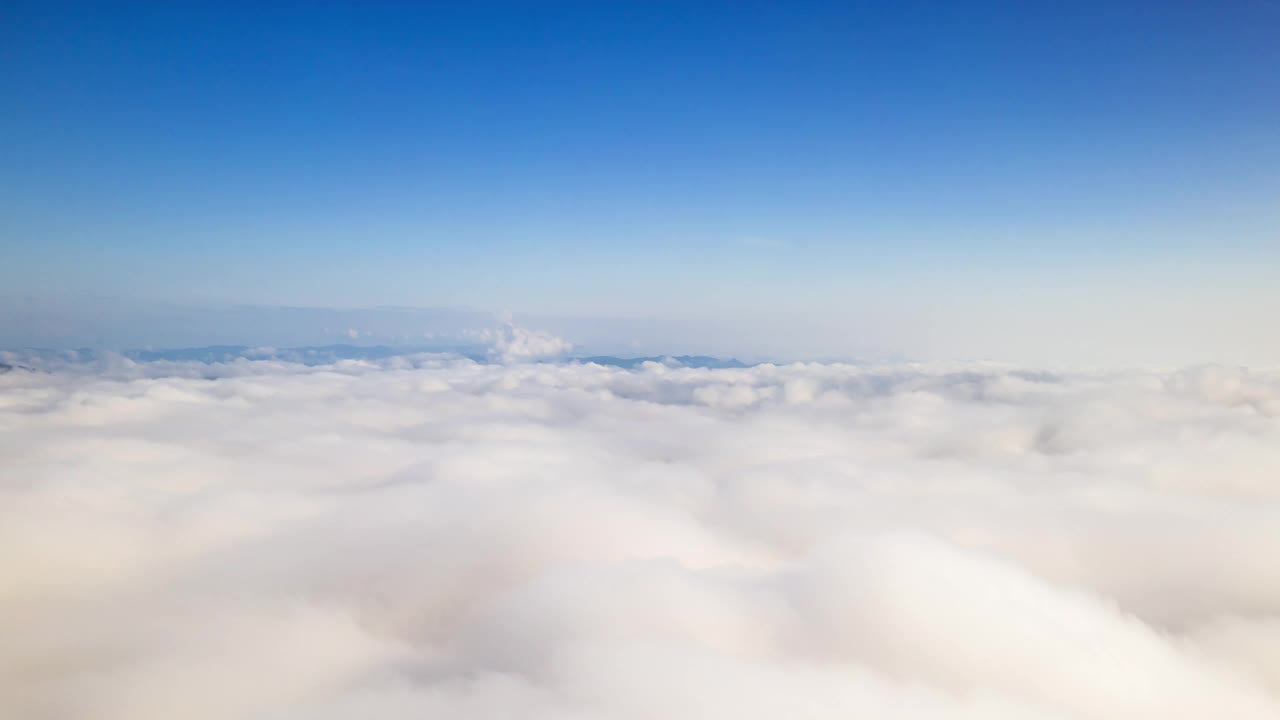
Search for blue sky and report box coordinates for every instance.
[2,1,1278,362]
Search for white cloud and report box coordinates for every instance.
[2,359,1279,718]
[473,323,574,363]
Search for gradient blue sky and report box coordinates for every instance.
[2,1,1278,362]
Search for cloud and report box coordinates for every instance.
[1,359,1279,718]
[473,323,574,363]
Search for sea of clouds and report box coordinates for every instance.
[2,353,1280,719]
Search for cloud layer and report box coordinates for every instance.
[2,358,1280,718]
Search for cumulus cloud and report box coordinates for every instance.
[2,358,1279,719]
[473,323,574,363]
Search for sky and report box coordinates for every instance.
[5,6,1280,715]
[2,1,1279,362]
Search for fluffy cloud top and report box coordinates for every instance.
[473,324,574,363]
[2,357,1279,719]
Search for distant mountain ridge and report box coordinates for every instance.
[1,345,755,370]
[575,355,750,369]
